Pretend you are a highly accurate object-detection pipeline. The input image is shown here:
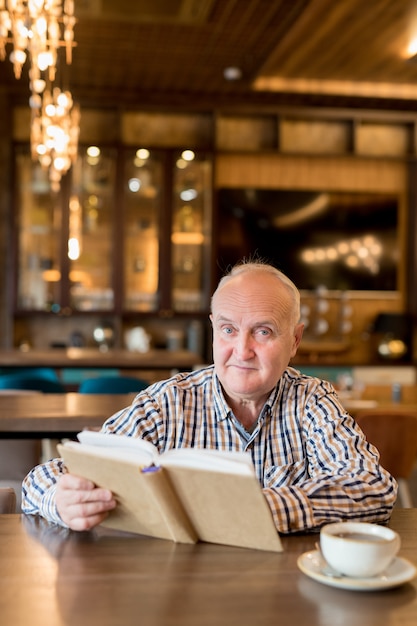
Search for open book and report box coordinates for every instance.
[57,431,282,552]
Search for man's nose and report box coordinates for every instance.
[234,333,254,358]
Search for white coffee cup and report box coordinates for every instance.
[320,522,400,578]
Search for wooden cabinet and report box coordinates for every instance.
[13,145,213,319]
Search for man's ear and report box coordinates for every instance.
[292,323,304,356]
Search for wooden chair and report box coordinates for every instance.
[0,438,42,511]
[0,487,16,513]
[0,387,51,509]
[354,409,417,508]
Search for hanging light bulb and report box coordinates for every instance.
[31,85,80,192]
[0,0,76,81]
[1,1,79,190]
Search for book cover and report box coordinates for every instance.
[58,431,282,552]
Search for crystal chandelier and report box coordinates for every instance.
[0,0,79,190]
[31,85,80,191]
[0,0,76,82]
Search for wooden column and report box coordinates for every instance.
[0,92,13,348]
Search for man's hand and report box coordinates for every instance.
[56,473,117,531]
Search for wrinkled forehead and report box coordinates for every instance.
[212,272,295,320]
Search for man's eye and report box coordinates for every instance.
[222,326,233,335]
[258,328,271,336]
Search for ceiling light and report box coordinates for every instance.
[181,149,195,161]
[1,1,79,191]
[223,66,242,81]
[31,86,80,192]
[87,145,100,158]
[0,0,76,80]
[136,148,150,160]
[406,38,417,59]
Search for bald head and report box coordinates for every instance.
[212,261,301,329]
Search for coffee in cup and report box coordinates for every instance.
[320,522,400,578]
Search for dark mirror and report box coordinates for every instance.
[217,189,399,291]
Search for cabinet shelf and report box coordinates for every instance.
[214,110,417,159]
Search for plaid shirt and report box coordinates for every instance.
[22,365,397,533]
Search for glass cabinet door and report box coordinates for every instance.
[171,150,212,312]
[14,145,212,317]
[15,152,62,311]
[123,149,163,312]
[68,146,117,311]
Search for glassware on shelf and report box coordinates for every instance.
[69,146,117,311]
[123,148,162,312]
[15,152,62,311]
[171,150,211,312]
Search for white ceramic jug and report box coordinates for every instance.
[125,327,151,353]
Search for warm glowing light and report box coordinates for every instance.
[346,255,359,268]
[87,145,101,158]
[37,50,52,71]
[0,0,76,81]
[136,148,150,160]
[171,232,204,245]
[337,242,349,255]
[128,178,141,192]
[68,194,82,260]
[301,235,384,275]
[68,237,80,260]
[31,86,80,191]
[326,247,338,260]
[301,250,315,263]
[42,269,61,282]
[370,242,382,256]
[181,150,195,161]
[407,38,417,58]
[357,246,369,259]
[180,188,198,201]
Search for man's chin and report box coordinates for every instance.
[224,375,260,396]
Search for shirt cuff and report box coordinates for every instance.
[263,487,316,533]
[41,483,68,528]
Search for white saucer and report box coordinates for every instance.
[297,550,417,591]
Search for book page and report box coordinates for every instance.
[161,448,255,475]
[60,441,154,466]
[76,431,255,475]
[76,430,158,466]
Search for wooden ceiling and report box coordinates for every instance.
[3,0,417,112]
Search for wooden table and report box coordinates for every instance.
[343,399,417,415]
[341,384,417,416]
[0,509,416,626]
[0,392,133,439]
[0,348,201,370]
[1,390,416,439]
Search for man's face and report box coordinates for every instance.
[210,272,303,405]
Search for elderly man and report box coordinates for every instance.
[22,260,397,533]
